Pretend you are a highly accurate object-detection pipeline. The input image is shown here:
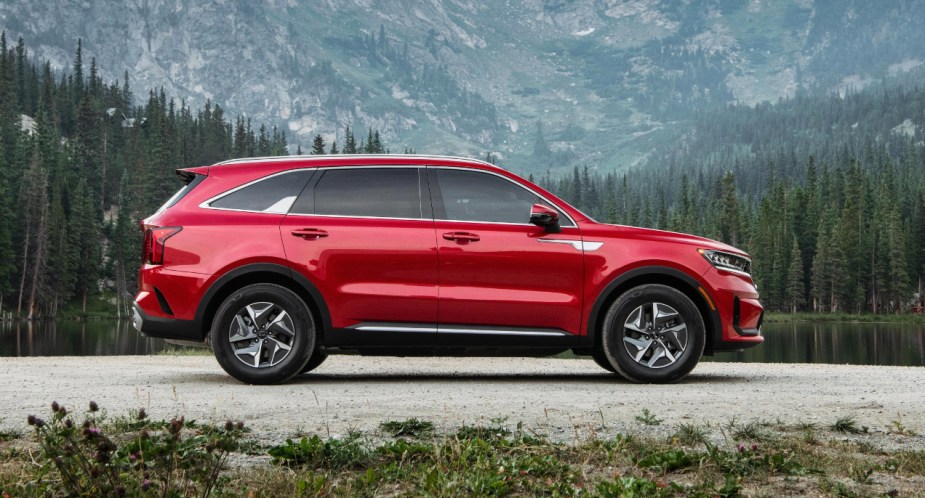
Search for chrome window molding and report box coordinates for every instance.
[199,164,579,228]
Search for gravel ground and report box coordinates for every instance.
[2,356,924,447]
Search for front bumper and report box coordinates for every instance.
[701,268,764,352]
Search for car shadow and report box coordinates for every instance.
[284,371,750,385]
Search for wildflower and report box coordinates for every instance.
[89,401,99,412]
[226,420,234,431]
[236,421,245,430]
[751,443,758,451]
[65,419,73,429]
[141,479,152,491]
[137,408,147,420]
[51,401,60,412]
[59,407,67,416]
[27,415,36,426]
[737,443,746,453]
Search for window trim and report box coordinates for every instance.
[428,166,577,228]
[198,164,577,228]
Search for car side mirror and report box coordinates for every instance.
[530,204,561,233]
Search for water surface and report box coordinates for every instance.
[1,319,923,367]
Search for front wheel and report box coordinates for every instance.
[300,349,328,374]
[211,283,316,384]
[600,284,705,383]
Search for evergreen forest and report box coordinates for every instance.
[1,35,924,319]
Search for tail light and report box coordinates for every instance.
[142,226,182,265]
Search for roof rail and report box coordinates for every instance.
[213,154,495,167]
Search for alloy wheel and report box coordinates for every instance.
[228,301,296,368]
[621,302,688,369]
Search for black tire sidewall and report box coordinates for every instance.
[300,350,328,374]
[591,349,619,374]
[212,283,315,384]
[601,284,705,383]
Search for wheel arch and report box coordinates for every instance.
[195,263,331,342]
[585,266,721,355]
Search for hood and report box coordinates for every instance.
[588,224,749,257]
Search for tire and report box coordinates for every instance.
[211,283,315,384]
[300,349,328,374]
[600,284,705,384]
[591,349,619,374]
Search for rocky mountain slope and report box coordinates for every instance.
[2,0,923,172]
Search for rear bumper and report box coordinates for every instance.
[132,301,204,342]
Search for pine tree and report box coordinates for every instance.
[311,133,325,154]
[785,238,805,313]
[343,126,357,154]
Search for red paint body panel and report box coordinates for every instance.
[435,222,584,334]
[280,215,438,328]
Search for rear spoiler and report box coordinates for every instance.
[176,166,210,185]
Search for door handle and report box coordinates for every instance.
[291,228,329,240]
[442,231,480,243]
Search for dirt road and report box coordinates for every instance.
[2,356,923,445]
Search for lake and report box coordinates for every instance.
[0,320,923,367]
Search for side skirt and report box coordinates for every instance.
[324,322,580,355]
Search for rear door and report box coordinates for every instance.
[281,167,438,345]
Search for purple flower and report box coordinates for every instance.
[751,443,758,451]
[51,401,60,412]
[89,401,99,412]
[737,443,746,453]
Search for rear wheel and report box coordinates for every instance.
[212,283,315,384]
[591,350,618,374]
[600,284,704,383]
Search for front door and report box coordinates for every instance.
[430,167,584,340]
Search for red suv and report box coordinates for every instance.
[134,155,763,384]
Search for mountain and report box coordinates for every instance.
[2,0,924,173]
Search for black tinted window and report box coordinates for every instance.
[436,169,564,224]
[308,168,422,219]
[210,170,313,213]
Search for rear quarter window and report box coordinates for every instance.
[209,170,314,213]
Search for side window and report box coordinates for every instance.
[304,168,423,219]
[210,170,313,213]
[435,169,570,225]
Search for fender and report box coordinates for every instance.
[583,266,722,354]
[194,262,332,338]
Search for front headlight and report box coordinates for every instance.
[699,249,752,276]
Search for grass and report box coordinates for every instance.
[379,418,435,438]
[2,407,924,497]
[634,408,663,426]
